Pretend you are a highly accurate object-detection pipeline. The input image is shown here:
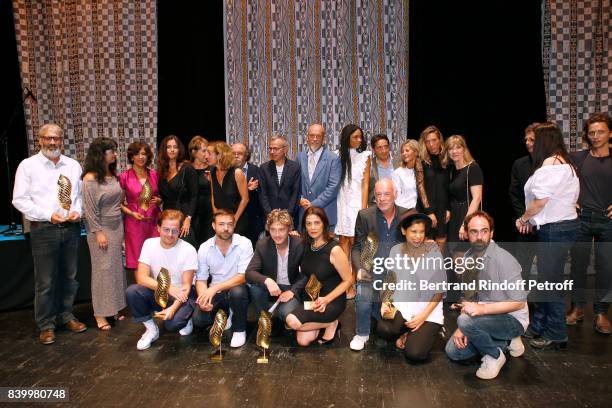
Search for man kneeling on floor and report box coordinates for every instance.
[445,211,529,380]
[193,209,253,348]
[126,209,198,350]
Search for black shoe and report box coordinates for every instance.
[529,337,567,350]
[522,327,540,339]
[318,321,341,346]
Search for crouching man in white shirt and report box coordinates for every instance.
[125,209,198,350]
[194,209,254,348]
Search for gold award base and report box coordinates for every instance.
[210,346,225,362]
[257,348,269,364]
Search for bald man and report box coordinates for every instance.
[296,124,341,230]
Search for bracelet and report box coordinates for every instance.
[519,216,528,224]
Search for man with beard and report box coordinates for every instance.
[13,123,87,344]
[445,211,529,380]
[193,209,253,347]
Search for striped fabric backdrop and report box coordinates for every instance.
[12,0,158,170]
[543,0,611,151]
[224,0,409,164]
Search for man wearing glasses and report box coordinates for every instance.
[13,123,87,345]
[258,135,301,227]
[125,209,198,350]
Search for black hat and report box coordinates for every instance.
[398,211,432,231]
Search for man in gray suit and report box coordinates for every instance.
[297,124,341,230]
[367,134,399,206]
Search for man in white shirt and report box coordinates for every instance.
[12,123,87,345]
[193,209,253,347]
[125,209,199,350]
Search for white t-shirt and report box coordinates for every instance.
[524,164,579,228]
[392,167,417,209]
[138,238,198,286]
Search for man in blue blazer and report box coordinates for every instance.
[297,124,341,230]
[258,135,302,227]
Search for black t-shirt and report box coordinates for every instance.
[578,154,612,212]
[449,162,484,203]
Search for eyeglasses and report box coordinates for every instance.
[40,136,62,142]
[161,227,180,236]
[268,146,287,152]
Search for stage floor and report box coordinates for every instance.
[0,302,610,407]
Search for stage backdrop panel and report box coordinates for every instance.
[224,0,409,164]
[12,0,158,169]
[543,0,611,151]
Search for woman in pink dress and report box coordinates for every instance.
[119,142,161,273]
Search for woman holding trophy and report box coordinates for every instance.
[119,142,161,275]
[376,212,446,363]
[285,207,353,346]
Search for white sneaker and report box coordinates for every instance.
[224,309,233,331]
[179,318,193,336]
[476,348,506,380]
[507,336,525,357]
[230,331,246,348]
[349,335,369,351]
[136,326,159,350]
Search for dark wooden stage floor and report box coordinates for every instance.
[1,301,610,407]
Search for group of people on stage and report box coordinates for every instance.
[11,112,611,380]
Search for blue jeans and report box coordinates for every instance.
[445,313,525,360]
[570,211,612,313]
[529,218,579,342]
[192,284,249,332]
[125,284,196,332]
[247,283,300,322]
[29,222,81,331]
[355,281,382,337]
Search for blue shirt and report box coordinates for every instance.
[197,233,253,286]
[375,207,402,259]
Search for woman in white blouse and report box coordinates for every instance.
[516,122,579,350]
[392,140,434,221]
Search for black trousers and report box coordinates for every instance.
[376,311,441,363]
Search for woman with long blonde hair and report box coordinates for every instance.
[392,139,433,217]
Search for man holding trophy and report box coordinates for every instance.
[349,179,413,351]
[13,123,87,345]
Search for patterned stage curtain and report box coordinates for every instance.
[224,0,409,164]
[543,0,611,151]
[12,0,158,169]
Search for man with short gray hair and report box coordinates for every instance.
[13,123,87,345]
[258,135,301,225]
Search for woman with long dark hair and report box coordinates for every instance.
[188,136,214,247]
[119,141,161,276]
[418,125,450,251]
[82,137,126,330]
[209,141,249,236]
[517,122,579,349]
[285,206,353,346]
[335,124,371,298]
[157,135,199,247]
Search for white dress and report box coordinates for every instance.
[392,167,417,209]
[335,149,371,236]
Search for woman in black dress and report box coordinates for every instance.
[446,135,483,254]
[210,141,249,236]
[418,125,450,251]
[157,135,199,247]
[188,136,214,247]
[285,207,353,346]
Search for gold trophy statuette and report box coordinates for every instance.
[256,311,272,364]
[359,233,379,281]
[138,180,153,211]
[304,273,322,310]
[154,267,171,311]
[57,174,72,217]
[209,309,228,361]
[380,270,398,320]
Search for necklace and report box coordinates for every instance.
[310,240,328,252]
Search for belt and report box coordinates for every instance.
[30,220,71,228]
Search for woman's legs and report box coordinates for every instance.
[285,314,337,346]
